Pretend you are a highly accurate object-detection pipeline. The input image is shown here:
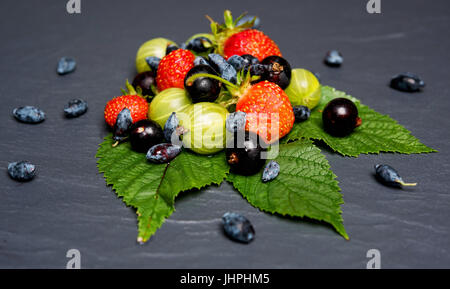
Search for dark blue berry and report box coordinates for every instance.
[226,131,267,176]
[113,108,133,142]
[390,73,425,92]
[184,65,222,103]
[227,55,245,71]
[260,56,292,89]
[129,119,164,153]
[250,63,267,76]
[241,54,259,74]
[8,161,36,182]
[57,57,76,75]
[293,105,311,122]
[146,143,182,163]
[208,53,237,84]
[324,50,343,67]
[132,71,156,97]
[64,99,88,118]
[13,106,46,124]
[262,160,280,183]
[165,44,179,55]
[145,57,160,73]
[163,112,180,142]
[194,56,211,67]
[186,37,213,53]
[222,212,255,243]
[236,15,261,29]
[226,111,246,133]
[375,164,416,188]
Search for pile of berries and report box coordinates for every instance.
[101,10,368,181]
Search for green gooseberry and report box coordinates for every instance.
[178,102,228,155]
[148,88,192,128]
[136,38,176,73]
[285,68,321,109]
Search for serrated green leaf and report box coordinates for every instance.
[284,86,436,156]
[227,139,348,240]
[96,135,229,243]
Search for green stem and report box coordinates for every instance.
[186,73,239,89]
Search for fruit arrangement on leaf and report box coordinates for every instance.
[97,10,435,244]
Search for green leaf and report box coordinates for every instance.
[96,135,229,243]
[284,86,436,156]
[227,140,349,240]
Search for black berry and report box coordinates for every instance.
[260,56,292,89]
[226,131,267,176]
[184,65,222,103]
[322,98,361,137]
[129,119,164,153]
[132,71,156,97]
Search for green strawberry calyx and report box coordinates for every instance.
[207,10,257,56]
[185,70,259,109]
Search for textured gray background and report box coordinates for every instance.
[0,0,449,269]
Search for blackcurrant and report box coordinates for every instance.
[184,65,222,103]
[129,119,164,153]
[260,56,292,89]
[132,71,156,97]
[225,131,267,176]
[322,98,362,137]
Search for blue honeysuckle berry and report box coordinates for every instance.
[57,57,76,75]
[262,160,280,183]
[226,111,247,133]
[208,53,237,84]
[293,105,311,122]
[64,99,88,118]
[145,56,160,73]
[13,106,46,124]
[146,143,182,163]
[374,164,417,188]
[390,73,425,92]
[113,108,133,142]
[227,55,245,71]
[8,161,36,182]
[222,212,255,243]
[324,50,343,67]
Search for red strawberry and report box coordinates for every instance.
[223,29,282,61]
[104,94,148,127]
[236,81,294,143]
[156,49,195,91]
[208,10,282,62]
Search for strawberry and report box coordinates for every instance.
[236,81,294,142]
[156,49,195,91]
[208,10,282,62]
[185,71,294,143]
[104,81,148,127]
[223,29,282,61]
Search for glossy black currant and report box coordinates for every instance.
[132,71,156,97]
[260,56,292,89]
[184,65,222,103]
[129,119,164,153]
[322,98,361,137]
[225,131,267,176]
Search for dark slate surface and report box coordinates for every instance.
[0,0,449,268]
